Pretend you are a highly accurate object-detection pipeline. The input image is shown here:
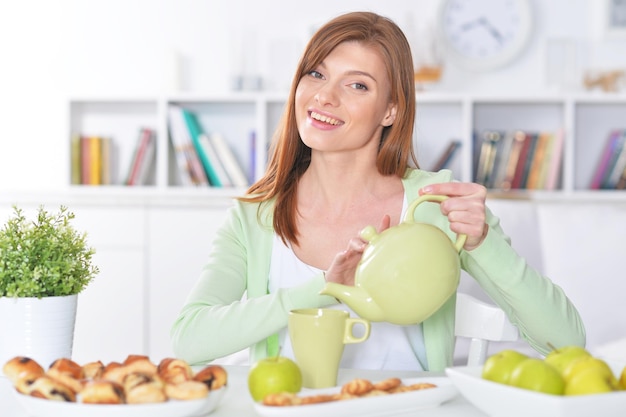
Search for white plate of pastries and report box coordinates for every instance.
[254,376,458,417]
[3,355,227,417]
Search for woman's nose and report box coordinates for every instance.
[315,83,339,106]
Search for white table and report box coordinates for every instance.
[1,366,487,416]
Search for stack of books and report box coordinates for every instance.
[71,135,114,186]
[125,127,156,186]
[589,129,626,190]
[472,129,564,191]
[168,105,249,188]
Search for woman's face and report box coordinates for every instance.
[295,41,397,156]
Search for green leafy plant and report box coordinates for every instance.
[0,205,99,298]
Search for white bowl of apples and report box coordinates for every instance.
[445,346,626,417]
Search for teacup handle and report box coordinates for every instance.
[403,194,467,253]
[343,318,371,344]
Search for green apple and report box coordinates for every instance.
[564,367,620,395]
[247,356,302,402]
[509,358,565,395]
[620,365,626,390]
[544,345,591,374]
[482,349,529,385]
[561,356,617,384]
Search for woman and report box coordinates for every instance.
[171,11,585,371]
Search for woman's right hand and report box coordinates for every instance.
[324,215,391,286]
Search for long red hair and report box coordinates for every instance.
[240,11,417,245]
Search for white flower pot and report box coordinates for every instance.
[0,294,78,373]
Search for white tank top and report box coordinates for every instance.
[268,195,427,371]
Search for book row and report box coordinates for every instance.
[168,105,249,188]
[472,129,564,191]
[71,129,156,186]
[590,129,626,190]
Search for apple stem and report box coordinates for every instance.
[274,346,283,361]
[547,342,557,352]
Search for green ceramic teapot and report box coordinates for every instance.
[320,194,466,325]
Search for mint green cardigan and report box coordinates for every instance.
[170,169,585,371]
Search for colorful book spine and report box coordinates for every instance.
[100,136,112,185]
[137,131,156,185]
[167,106,204,186]
[89,137,102,185]
[526,132,550,190]
[601,129,626,189]
[70,134,81,185]
[199,133,232,187]
[431,140,462,172]
[126,128,154,186]
[544,130,565,191]
[181,107,224,187]
[490,131,514,190]
[511,132,533,189]
[474,130,500,186]
[500,130,527,191]
[80,136,90,185]
[210,132,249,187]
[590,130,623,189]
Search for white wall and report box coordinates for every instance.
[1,0,625,190]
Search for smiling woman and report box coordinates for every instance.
[170,11,585,374]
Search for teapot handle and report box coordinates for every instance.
[403,194,467,253]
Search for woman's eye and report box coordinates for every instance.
[308,70,323,79]
[350,82,368,91]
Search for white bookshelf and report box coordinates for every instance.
[67,92,626,200]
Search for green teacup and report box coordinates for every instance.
[288,308,371,388]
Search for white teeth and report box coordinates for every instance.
[311,111,341,125]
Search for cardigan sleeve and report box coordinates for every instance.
[460,209,586,355]
[170,201,337,365]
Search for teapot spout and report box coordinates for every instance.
[320,283,386,322]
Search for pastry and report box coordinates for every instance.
[29,375,76,402]
[81,380,126,404]
[157,358,192,384]
[123,354,157,376]
[373,377,402,391]
[126,382,167,404]
[14,372,41,395]
[123,372,163,392]
[262,392,301,406]
[82,361,105,380]
[49,358,83,378]
[299,394,336,404]
[407,382,437,391]
[47,358,84,393]
[102,362,131,385]
[193,364,227,390]
[164,380,209,400]
[2,356,45,384]
[124,373,166,404]
[340,378,374,396]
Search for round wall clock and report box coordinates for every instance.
[437,0,533,71]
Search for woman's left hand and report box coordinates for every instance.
[419,182,488,251]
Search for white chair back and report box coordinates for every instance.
[455,292,519,366]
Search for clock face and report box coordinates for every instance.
[438,0,533,71]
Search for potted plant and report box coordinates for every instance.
[0,205,99,369]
